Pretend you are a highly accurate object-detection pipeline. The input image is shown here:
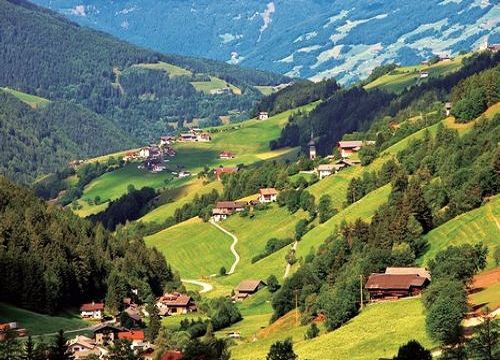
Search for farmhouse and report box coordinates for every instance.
[445,102,452,116]
[487,44,500,53]
[68,335,106,359]
[157,293,196,316]
[160,136,175,145]
[219,151,235,160]
[122,304,143,327]
[258,111,269,120]
[235,280,266,301]
[93,324,125,346]
[419,71,429,79]
[385,267,431,281]
[212,201,247,221]
[210,88,231,95]
[123,151,137,162]
[180,133,197,142]
[258,188,278,203]
[0,322,26,341]
[196,133,212,142]
[337,140,375,159]
[80,302,104,320]
[118,330,148,351]
[214,166,238,180]
[365,273,429,300]
[317,164,336,179]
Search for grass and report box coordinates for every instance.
[230,299,433,360]
[133,61,192,77]
[0,303,89,336]
[254,86,275,96]
[1,87,50,108]
[191,76,241,95]
[364,55,465,93]
[470,281,500,310]
[77,164,190,208]
[81,148,140,165]
[139,179,223,224]
[383,122,441,156]
[419,195,500,269]
[145,218,234,279]
[442,102,500,135]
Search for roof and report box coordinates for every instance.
[92,324,125,333]
[385,267,431,281]
[238,280,265,293]
[365,274,428,291]
[259,188,278,196]
[216,201,246,209]
[118,330,145,341]
[161,351,183,360]
[80,303,104,312]
[159,294,192,307]
[318,164,335,171]
[215,167,238,175]
[338,140,375,149]
[69,335,95,349]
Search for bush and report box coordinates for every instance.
[266,338,297,360]
[393,340,432,360]
[267,275,281,293]
[304,323,320,340]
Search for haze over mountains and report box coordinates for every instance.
[33,0,500,83]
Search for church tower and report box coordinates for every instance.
[308,132,316,160]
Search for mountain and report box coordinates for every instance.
[32,0,500,83]
[0,0,287,145]
[0,89,133,184]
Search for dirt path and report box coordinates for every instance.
[182,279,213,293]
[283,241,298,279]
[209,220,240,274]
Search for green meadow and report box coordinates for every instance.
[420,195,500,269]
[230,299,433,360]
[190,76,241,95]
[364,55,465,93]
[145,218,234,279]
[0,303,89,336]
[1,87,50,108]
[133,61,193,77]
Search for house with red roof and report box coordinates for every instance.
[80,302,104,320]
[161,351,183,360]
[337,140,375,159]
[219,151,235,160]
[365,273,430,300]
[157,293,197,316]
[214,166,238,180]
[212,201,247,222]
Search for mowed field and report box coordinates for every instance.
[364,55,465,93]
[229,298,433,360]
[133,61,193,77]
[145,217,234,279]
[139,179,223,224]
[1,87,50,108]
[190,76,241,95]
[0,303,89,336]
[420,195,500,269]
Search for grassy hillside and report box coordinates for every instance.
[420,195,500,269]
[0,303,89,336]
[145,217,234,279]
[191,76,241,95]
[0,87,50,108]
[139,179,223,224]
[229,299,433,360]
[133,61,193,77]
[365,55,465,93]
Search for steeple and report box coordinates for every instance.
[308,131,316,160]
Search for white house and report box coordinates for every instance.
[317,164,335,179]
[419,71,429,79]
[258,188,278,203]
[258,112,269,120]
[79,302,104,320]
[138,147,150,158]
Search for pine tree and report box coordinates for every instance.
[146,303,161,342]
[49,330,73,360]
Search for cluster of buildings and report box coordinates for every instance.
[156,292,197,316]
[179,128,211,142]
[124,141,176,173]
[0,322,26,341]
[212,188,278,222]
[365,267,431,301]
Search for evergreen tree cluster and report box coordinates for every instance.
[0,91,132,184]
[0,176,177,314]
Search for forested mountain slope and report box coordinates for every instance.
[33,0,500,82]
[0,91,133,184]
[0,176,180,314]
[0,0,287,142]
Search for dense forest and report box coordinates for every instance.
[273,51,500,156]
[0,176,180,314]
[0,91,133,184]
[0,0,287,143]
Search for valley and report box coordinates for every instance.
[0,1,499,359]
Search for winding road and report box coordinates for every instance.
[181,279,214,293]
[209,219,240,274]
